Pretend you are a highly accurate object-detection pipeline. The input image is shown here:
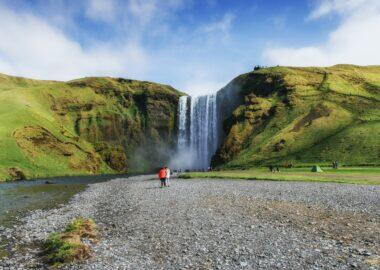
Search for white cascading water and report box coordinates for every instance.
[176,94,218,169]
[177,96,189,151]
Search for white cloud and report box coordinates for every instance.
[128,0,157,25]
[85,0,117,22]
[202,13,235,35]
[308,0,369,20]
[125,0,186,28]
[0,5,147,81]
[264,0,380,66]
[0,1,243,96]
[182,80,226,97]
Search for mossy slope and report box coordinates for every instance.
[213,65,380,168]
[0,74,183,181]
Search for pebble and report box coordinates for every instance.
[0,175,379,269]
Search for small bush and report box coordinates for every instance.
[43,218,97,266]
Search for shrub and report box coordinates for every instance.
[43,218,97,266]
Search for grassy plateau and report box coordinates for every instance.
[213,65,380,169]
[179,167,380,185]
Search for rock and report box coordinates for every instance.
[1,175,379,269]
[240,261,248,267]
[7,167,26,181]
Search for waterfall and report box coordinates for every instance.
[177,96,189,151]
[175,94,218,169]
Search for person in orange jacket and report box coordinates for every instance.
[158,167,167,188]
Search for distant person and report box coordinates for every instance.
[269,165,274,172]
[276,166,280,172]
[165,167,171,187]
[158,167,167,188]
[335,160,339,169]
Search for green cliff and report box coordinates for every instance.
[213,65,380,168]
[1,64,379,180]
[0,74,183,181]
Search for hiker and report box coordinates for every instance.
[332,160,339,169]
[158,167,167,188]
[165,167,171,187]
[269,165,274,172]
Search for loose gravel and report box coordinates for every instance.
[1,175,379,269]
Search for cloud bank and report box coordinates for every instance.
[0,3,147,81]
[0,0,239,95]
[0,0,378,96]
[264,0,380,66]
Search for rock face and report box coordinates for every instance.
[0,74,183,180]
[212,65,380,168]
[65,78,182,172]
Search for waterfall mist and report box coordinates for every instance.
[170,95,218,170]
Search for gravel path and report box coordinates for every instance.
[1,175,379,269]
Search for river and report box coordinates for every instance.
[0,174,125,258]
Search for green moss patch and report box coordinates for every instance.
[42,218,98,266]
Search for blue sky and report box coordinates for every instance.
[0,0,379,95]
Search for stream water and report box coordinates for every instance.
[0,174,124,258]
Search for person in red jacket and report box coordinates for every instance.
[158,167,167,188]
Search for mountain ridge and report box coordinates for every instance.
[0,74,183,181]
[212,64,380,168]
[1,64,379,180]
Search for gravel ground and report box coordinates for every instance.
[0,175,379,269]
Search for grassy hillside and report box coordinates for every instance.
[212,65,380,168]
[0,74,183,181]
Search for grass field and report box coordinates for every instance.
[179,167,380,185]
[0,73,181,181]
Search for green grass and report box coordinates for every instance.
[0,75,112,180]
[213,65,380,169]
[1,65,379,180]
[43,218,97,266]
[0,73,182,181]
[180,167,380,185]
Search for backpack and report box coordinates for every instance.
[158,168,166,178]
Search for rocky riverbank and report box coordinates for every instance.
[1,175,379,269]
